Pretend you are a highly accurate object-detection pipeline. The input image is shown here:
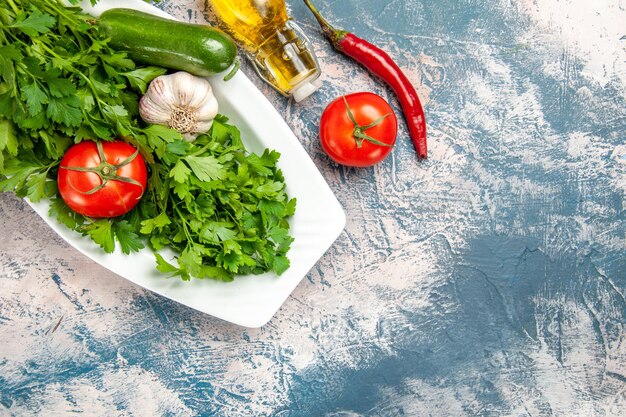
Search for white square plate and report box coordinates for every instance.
[27,0,345,328]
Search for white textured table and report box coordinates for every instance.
[1,0,625,415]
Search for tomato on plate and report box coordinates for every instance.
[319,92,398,167]
[57,140,148,218]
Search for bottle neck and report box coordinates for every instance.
[251,21,321,98]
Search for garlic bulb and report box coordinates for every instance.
[139,71,218,141]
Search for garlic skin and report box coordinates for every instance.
[139,72,218,141]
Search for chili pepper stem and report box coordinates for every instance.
[303,0,347,46]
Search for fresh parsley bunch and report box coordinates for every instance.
[140,116,296,281]
[0,0,167,201]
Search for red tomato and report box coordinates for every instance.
[319,92,398,167]
[57,141,147,218]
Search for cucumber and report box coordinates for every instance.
[98,8,237,76]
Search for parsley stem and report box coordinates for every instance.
[45,1,80,24]
[4,28,28,48]
[36,40,67,63]
[16,62,47,91]
[174,205,194,242]
[76,72,105,112]
[5,0,18,15]
[189,142,214,157]
[0,19,10,43]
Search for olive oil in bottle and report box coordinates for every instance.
[207,0,322,101]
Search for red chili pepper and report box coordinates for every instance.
[303,0,428,159]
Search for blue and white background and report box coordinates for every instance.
[1,0,625,415]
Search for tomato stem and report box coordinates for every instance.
[60,141,144,195]
[342,97,393,149]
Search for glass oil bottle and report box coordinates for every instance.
[207,0,322,101]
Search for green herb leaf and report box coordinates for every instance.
[177,244,203,278]
[267,225,294,252]
[196,265,233,282]
[49,197,82,229]
[84,220,116,254]
[184,155,225,182]
[144,124,182,149]
[122,67,167,94]
[170,159,191,183]
[46,96,82,127]
[25,170,48,202]
[200,221,238,243]
[256,180,284,196]
[113,220,145,254]
[155,253,179,274]
[0,45,23,86]
[0,119,19,157]
[102,104,128,121]
[44,69,77,98]
[0,45,23,63]
[101,53,135,71]
[258,199,286,218]
[140,212,171,235]
[273,255,290,275]
[11,9,56,37]
[22,82,48,115]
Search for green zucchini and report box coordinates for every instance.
[98,8,237,76]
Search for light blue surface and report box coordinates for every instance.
[0,0,625,415]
